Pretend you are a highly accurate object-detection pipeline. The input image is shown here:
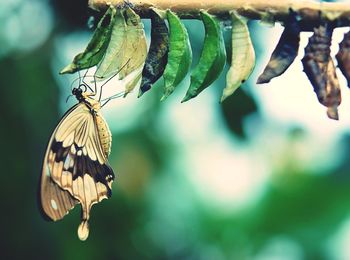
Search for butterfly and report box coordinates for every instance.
[40,83,116,241]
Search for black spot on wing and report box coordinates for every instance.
[74,153,114,197]
[52,140,70,162]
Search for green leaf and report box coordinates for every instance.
[221,12,255,102]
[182,11,226,103]
[257,12,300,84]
[95,9,127,79]
[118,7,147,80]
[60,6,116,74]
[138,8,169,98]
[161,10,192,101]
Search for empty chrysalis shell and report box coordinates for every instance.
[221,11,255,102]
[257,11,300,84]
[302,24,341,120]
[336,30,350,87]
[96,7,147,80]
[139,8,169,97]
[118,7,147,80]
[95,8,127,79]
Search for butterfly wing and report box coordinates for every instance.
[40,102,114,240]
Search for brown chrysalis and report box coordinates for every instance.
[336,30,350,87]
[302,24,341,120]
[257,11,300,84]
[139,9,169,97]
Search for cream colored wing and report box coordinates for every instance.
[40,103,114,241]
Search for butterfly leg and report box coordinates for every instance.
[101,91,125,107]
[97,59,131,101]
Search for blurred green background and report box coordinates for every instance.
[2,0,350,259]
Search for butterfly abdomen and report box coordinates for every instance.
[95,113,112,157]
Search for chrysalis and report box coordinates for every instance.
[96,7,147,80]
[139,8,169,97]
[257,11,300,84]
[95,8,127,79]
[221,11,255,102]
[161,10,192,101]
[302,24,341,120]
[336,30,350,87]
[40,86,114,241]
[124,67,142,97]
[182,11,226,103]
[117,7,147,79]
[60,6,116,74]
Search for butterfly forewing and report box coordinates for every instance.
[40,100,114,241]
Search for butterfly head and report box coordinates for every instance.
[72,87,84,102]
[72,87,100,111]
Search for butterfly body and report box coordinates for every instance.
[95,114,112,157]
[77,90,112,157]
[40,87,114,241]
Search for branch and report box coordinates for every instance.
[89,0,350,29]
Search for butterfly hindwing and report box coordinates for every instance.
[40,166,79,221]
[40,102,114,240]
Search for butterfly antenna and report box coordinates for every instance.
[78,70,82,86]
[70,75,95,91]
[68,58,96,95]
[70,70,92,93]
[70,77,80,91]
[80,66,95,93]
[66,94,73,103]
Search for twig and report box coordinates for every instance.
[89,0,350,29]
